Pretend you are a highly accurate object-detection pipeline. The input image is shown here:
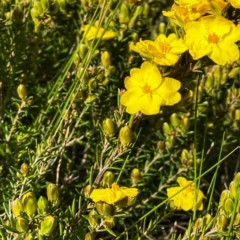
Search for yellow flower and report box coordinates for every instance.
[228,0,240,8]
[89,182,138,205]
[163,0,228,27]
[184,15,240,65]
[130,34,188,66]
[167,177,205,211]
[120,62,181,115]
[81,24,117,41]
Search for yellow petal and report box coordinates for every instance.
[90,189,115,204]
[121,187,138,197]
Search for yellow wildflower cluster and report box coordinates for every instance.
[167,177,205,211]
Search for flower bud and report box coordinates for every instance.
[158,22,166,34]
[234,173,240,188]
[17,84,28,99]
[166,135,176,149]
[220,72,227,85]
[216,214,228,230]
[88,210,99,229]
[219,190,231,208]
[33,1,43,15]
[193,218,203,232]
[119,126,133,146]
[78,44,89,59]
[12,198,24,217]
[119,4,129,24]
[39,215,57,236]
[40,0,49,12]
[84,185,92,198]
[37,196,49,214]
[22,192,37,218]
[47,183,60,203]
[24,233,34,240]
[228,67,240,79]
[103,118,115,136]
[131,168,141,184]
[229,181,236,199]
[102,215,115,228]
[170,113,180,128]
[102,171,115,188]
[95,202,113,216]
[128,6,142,28]
[20,163,29,176]
[131,32,139,43]
[181,117,190,132]
[234,213,240,226]
[180,149,189,165]
[163,122,171,135]
[157,141,165,151]
[12,6,24,24]
[101,51,111,68]
[85,232,95,240]
[84,95,96,104]
[15,217,29,232]
[223,197,234,217]
[203,213,213,229]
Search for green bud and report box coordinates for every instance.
[47,183,60,203]
[12,6,24,24]
[170,113,180,128]
[213,65,221,83]
[234,173,240,188]
[216,214,228,230]
[229,181,236,199]
[84,185,92,198]
[181,117,190,132]
[128,6,142,28]
[119,126,133,146]
[157,141,165,151]
[234,213,240,226]
[17,84,28,99]
[235,109,240,122]
[228,67,240,79]
[12,198,24,217]
[88,210,99,229]
[103,118,115,136]
[166,135,176,149]
[95,202,113,216]
[37,196,49,214]
[88,78,98,91]
[39,215,57,236]
[33,1,43,15]
[22,192,37,218]
[40,0,49,12]
[219,190,231,208]
[163,122,171,135]
[131,168,141,184]
[84,95,96,104]
[85,232,95,240]
[203,213,213,229]
[158,22,166,34]
[102,171,115,188]
[116,196,136,207]
[101,51,111,68]
[20,163,29,176]
[119,4,129,24]
[30,8,38,19]
[78,44,88,59]
[131,32,139,43]
[24,233,34,240]
[15,217,29,232]
[142,3,149,18]
[57,0,66,14]
[193,218,203,232]
[181,149,189,166]
[220,72,228,85]
[223,197,234,217]
[102,215,115,228]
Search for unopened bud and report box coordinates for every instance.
[84,185,92,198]
[216,214,228,229]
[157,141,165,151]
[119,126,133,146]
[193,218,203,232]
[102,171,115,188]
[40,0,49,12]
[170,113,180,128]
[203,213,213,228]
[234,213,240,226]
[84,95,96,104]
[15,217,29,232]
[102,215,115,228]
[101,51,111,68]
[131,168,141,184]
[37,196,49,214]
[234,173,240,188]
[103,118,115,136]
[181,117,190,132]
[219,190,231,208]
[166,135,176,149]
[181,149,189,165]
[20,163,29,176]
[12,198,24,217]
[95,202,113,216]
[85,232,95,240]
[17,84,28,99]
[228,67,240,79]
[229,181,237,199]
[78,43,88,59]
[158,22,166,34]
[39,215,57,236]
[47,183,60,203]
[163,122,171,135]
[88,210,99,228]
[223,197,234,217]
[22,192,37,218]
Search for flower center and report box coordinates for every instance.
[159,41,171,53]
[208,32,219,43]
[142,83,152,93]
[111,183,120,192]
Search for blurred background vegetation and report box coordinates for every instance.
[0,0,240,239]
